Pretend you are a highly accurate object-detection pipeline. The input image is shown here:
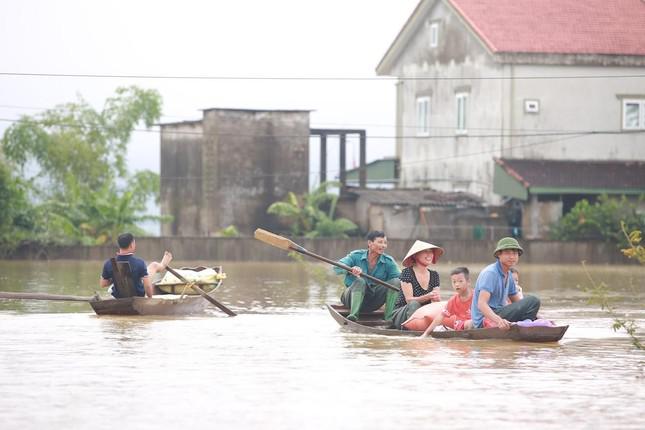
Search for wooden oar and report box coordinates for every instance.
[165,266,237,317]
[254,228,400,292]
[0,291,99,302]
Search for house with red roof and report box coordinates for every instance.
[376,0,645,238]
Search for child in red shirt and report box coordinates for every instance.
[421,267,473,337]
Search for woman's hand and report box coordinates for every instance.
[429,287,441,302]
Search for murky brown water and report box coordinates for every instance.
[1,261,644,429]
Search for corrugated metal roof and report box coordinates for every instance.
[343,187,484,207]
[495,158,645,190]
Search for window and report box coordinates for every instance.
[456,93,468,134]
[430,23,439,48]
[623,99,645,130]
[416,96,430,136]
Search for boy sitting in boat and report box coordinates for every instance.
[421,266,473,337]
[510,267,523,297]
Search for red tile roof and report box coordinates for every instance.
[449,0,645,56]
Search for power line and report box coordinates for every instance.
[156,133,590,180]
[1,117,642,140]
[1,71,644,81]
[0,104,606,134]
[398,133,587,168]
[11,133,584,182]
[3,129,632,183]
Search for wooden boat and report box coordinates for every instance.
[326,304,569,342]
[90,263,233,316]
[89,294,210,316]
[0,263,234,317]
[154,266,226,295]
[0,291,213,316]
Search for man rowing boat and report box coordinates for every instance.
[333,231,401,321]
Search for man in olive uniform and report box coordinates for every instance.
[471,237,541,329]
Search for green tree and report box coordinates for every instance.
[267,182,358,238]
[550,194,645,245]
[0,160,34,253]
[22,161,169,246]
[621,222,645,264]
[1,86,164,246]
[582,222,644,350]
[3,86,161,194]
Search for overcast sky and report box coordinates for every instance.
[0,0,420,181]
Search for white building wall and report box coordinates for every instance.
[510,64,645,161]
[389,1,645,205]
[393,1,506,203]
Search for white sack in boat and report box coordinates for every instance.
[156,268,220,285]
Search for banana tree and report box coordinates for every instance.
[267,181,357,238]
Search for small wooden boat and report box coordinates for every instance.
[89,294,210,316]
[90,263,232,316]
[0,263,234,317]
[0,291,213,316]
[326,304,568,342]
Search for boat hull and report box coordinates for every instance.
[90,295,208,316]
[326,304,568,342]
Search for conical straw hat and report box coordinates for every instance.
[402,240,444,267]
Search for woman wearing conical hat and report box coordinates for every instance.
[390,240,444,330]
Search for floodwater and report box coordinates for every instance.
[0,260,644,430]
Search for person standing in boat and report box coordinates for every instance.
[100,233,172,298]
[334,231,401,322]
[471,237,540,330]
[390,240,443,330]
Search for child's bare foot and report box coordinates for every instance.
[160,251,173,269]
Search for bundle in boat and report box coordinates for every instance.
[154,266,227,295]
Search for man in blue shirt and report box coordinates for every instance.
[334,231,401,321]
[100,232,153,298]
[471,237,540,329]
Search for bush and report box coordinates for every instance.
[550,194,645,245]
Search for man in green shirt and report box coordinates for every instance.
[334,231,401,321]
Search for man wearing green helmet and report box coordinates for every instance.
[470,237,541,329]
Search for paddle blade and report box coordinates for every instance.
[254,228,295,251]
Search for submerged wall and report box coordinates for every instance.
[9,237,634,265]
